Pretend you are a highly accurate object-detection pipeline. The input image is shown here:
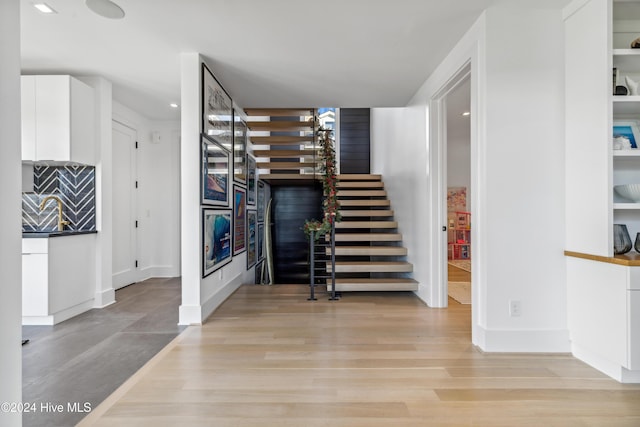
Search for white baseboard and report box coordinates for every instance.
[476,326,571,353]
[93,288,115,308]
[23,299,94,325]
[22,315,55,326]
[201,273,244,322]
[572,343,640,383]
[178,305,202,326]
[139,265,180,279]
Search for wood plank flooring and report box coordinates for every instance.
[449,263,471,282]
[80,284,640,426]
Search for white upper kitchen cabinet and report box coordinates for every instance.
[21,75,95,164]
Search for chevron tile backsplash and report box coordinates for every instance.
[23,163,96,232]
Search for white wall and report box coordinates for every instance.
[113,102,181,280]
[371,4,569,352]
[447,134,471,211]
[564,0,610,256]
[481,5,567,351]
[179,54,254,325]
[0,0,23,425]
[79,76,115,308]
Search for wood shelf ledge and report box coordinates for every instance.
[564,250,640,266]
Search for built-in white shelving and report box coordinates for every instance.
[614,203,640,210]
[614,150,640,157]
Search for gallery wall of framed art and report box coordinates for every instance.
[233,186,247,256]
[233,111,248,184]
[201,135,231,207]
[202,63,232,150]
[247,210,257,269]
[202,208,232,277]
[198,60,266,280]
[200,63,237,278]
[247,154,257,206]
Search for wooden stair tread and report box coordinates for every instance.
[339,199,391,207]
[260,173,320,185]
[338,174,382,181]
[250,136,314,145]
[328,278,419,292]
[327,261,413,273]
[339,210,394,217]
[336,278,418,284]
[245,108,314,117]
[333,233,402,242]
[253,149,318,157]
[247,121,314,131]
[329,246,407,256]
[336,221,398,229]
[338,190,387,197]
[257,161,318,169]
[337,181,384,188]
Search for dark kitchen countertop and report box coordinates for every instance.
[22,230,98,238]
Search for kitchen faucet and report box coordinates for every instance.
[39,195,70,232]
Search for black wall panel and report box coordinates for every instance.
[271,184,323,284]
[340,108,370,174]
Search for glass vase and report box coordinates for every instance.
[613,224,632,255]
[635,232,640,253]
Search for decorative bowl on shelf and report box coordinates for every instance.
[614,184,640,202]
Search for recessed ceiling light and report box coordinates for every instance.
[86,0,125,19]
[170,103,179,108]
[462,111,470,116]
[33,3,57,14]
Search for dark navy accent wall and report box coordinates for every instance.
[271,184,322,284]
[339,108,370,174]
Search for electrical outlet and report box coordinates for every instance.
[509,300,522,317]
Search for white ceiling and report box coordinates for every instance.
[20,0,569,121]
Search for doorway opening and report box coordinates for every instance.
[444,77,472,305]
[428,61,474,311]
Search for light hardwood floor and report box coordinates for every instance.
[448,263,471,282]
[80,284,640,426]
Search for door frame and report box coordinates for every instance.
[429,58,483,347]
[111,119,140,289]
[429,62,471,307]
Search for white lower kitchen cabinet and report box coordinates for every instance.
[566,253,640,383]
[22,233,96,325]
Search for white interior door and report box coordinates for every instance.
[112,121,138,289]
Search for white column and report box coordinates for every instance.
[80,77,115,307]
[0,0,24,425]
[179,53,203,324]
